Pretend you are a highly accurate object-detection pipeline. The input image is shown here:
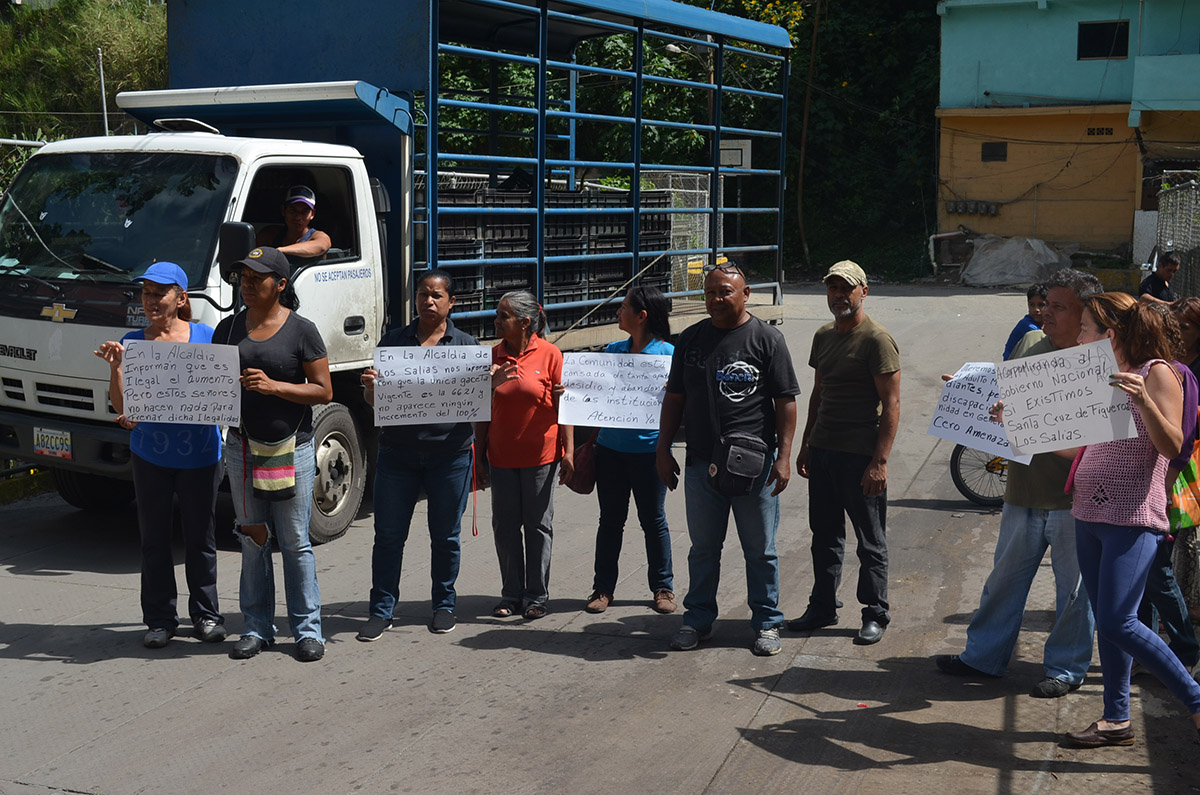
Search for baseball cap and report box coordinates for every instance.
[824,260,867,288]
[235,247,290,280]
[135,261,189,288]
[285,185,316,208]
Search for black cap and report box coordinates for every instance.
[234,247,289,280]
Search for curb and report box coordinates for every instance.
[0,471,54,506]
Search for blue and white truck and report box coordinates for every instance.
[0,0,790,542]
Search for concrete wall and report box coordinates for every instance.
[937,106,1138,250]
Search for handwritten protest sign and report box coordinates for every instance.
[559,353,669,428]
[373,346,491,426]
[928,362,1032,464]
[122,340,240,425]
[996,339,1135,456]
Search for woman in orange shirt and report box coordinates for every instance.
[476,290,574,620]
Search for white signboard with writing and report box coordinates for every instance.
[996,339,1135,456]
[373,346,492,426]
[122,340,240,425]
[928,362,1032,465]
[559,352,670,428]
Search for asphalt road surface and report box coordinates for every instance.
[1,282,1197,795]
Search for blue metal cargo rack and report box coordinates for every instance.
[425,0,792,340]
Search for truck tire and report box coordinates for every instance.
[51,468,135,512]
[309,402,366,544]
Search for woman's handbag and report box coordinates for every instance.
[245,431,298,502]
[1169,406,1200,531]
[563,436,597,495]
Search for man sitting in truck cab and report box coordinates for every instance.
[256,185,332,259]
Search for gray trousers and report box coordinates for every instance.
[491,462,558,607]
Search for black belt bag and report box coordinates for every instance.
[707,431,769,497]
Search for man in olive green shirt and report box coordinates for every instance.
[789,260,900,646]
[935,268,1101,698]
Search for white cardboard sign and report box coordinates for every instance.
[996,339,1135,456]
[928,362,1032,465]
[559,352,669,428]
[373,346,492,426]
[122,340,240,425]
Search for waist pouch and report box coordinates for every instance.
[708,431,768,497]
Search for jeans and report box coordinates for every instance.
[369,444,472,616]
[681,457,784,632]
[225,430,322,643]
[592,444,673,596]
[491,462,557,608]
[960,505,1094,683]
[1138,535,1200,668]
[132,455,223,630]
[1076,520,1200,721]
[805,446,890,625]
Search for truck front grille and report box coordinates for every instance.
[35,382,95,412]
[2,377,24,402]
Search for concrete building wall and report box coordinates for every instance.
[937,106,1139,250]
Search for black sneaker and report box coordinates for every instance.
[356,616,392,642]
[143,628,175,649]
[229,635,267,660]
[934,654,999,678]
[430,610,456,634]
[295,638,325,662]
[193,619,227,643]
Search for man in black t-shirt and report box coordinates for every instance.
[1139,251,1180,304]
[656,265,798,657]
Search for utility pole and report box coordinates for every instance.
[796,0,821,269]
[97,48,109,136]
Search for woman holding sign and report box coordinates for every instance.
[1064,293,1200,748]
[216,246,332,663]
[476,290,573,620]
[94,261,225,649]
[584,286,677,615]
[357,269,479,640]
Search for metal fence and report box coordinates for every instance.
[1157,175,1200,298]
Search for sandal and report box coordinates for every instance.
[523,603,548,620]
[492,601,518,618]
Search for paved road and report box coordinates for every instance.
[1,283,1197,795]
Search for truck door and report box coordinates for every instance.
[241,164,379,369]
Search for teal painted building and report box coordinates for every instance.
[936,0,1200,256]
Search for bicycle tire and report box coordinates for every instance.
[950,444,1006,507]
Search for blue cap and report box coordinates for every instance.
[135,262,189,288]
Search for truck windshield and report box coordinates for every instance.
[0,151,238,286]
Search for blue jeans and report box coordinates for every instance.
[1076,520,1200,721]
[1138,535,1200,668]
[592,444,673,595]
[681,457,784,632]
[806,446,889,625]
[369,444,472,616]
[961,505,1094,684]
[225,430,322,643]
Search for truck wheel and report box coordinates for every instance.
[51,468,135,512]
[309,402,365,544]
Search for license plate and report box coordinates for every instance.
[33,427,72,460]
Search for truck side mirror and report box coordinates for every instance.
[218,222,256,284]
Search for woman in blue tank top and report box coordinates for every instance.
[93,262,224,650]
[583,286,677,616]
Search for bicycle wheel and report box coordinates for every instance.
[950,444,1006,507]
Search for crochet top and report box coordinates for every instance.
[1071,360,1179,531]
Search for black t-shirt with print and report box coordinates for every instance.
[665,315,799,460]
[215,311,328,445]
